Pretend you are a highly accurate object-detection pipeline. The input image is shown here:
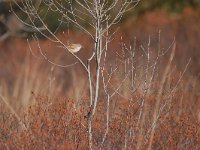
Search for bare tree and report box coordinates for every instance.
[12,0,141,148]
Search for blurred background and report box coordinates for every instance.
[0,0,199,109]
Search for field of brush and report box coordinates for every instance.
[0,7,200,149]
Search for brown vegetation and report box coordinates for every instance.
[0,7,200,149]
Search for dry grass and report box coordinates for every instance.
[0,43,200,150]
[1,77,200,149]
[0,21,200,149]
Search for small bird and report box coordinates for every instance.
[66,43,82,53]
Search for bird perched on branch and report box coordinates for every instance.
[66,43,82,53]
